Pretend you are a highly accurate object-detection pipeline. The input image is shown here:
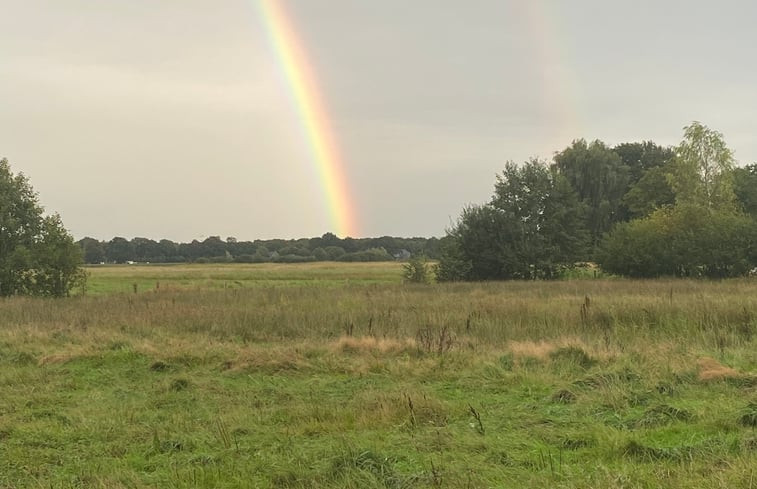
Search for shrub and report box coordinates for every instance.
[402,255,432,284]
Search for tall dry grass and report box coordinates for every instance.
[1,278,755,367]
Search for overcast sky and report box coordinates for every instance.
[2,0,756,241]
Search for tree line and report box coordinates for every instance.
[77,233,441,265]
[437,122,757,280]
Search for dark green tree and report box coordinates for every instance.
[78,237,106,264]
[622,165,676,219]
[613,141,675,220]
[106,237,134,263]
[613,141,675,187]
[733,164,757,217]
[437,159,587,281]
[434,234,471,282]
[553,140,629,249]
[0,158,85,296]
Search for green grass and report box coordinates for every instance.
[81,262,404,295]
[1,264,757,487]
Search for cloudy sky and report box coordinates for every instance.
[1,0,756,241]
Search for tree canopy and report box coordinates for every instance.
[0,158,84,296]
[436,159,586,281]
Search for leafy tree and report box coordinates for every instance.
[733,164,757,217]
[312,247,328,261]
[613,141,675,187]
[30,214,87,296]
[443,204,510,280]
[622,165,676,219]
[553,140,629,249]
[158,239,180,262]
[600,123,756,278]
[613,141,675,220]
[0,158,84,296]
[131,237,161,262]
[493,160,587,278]
[78,237,106,264]
[670,121,736,209]
[437,159,587,281]
[434,234,472,282]
[200,236,227,257]
[323,246,346,260]
[309,232,342,250]
[278,245,311,257]
[106,237,134,263]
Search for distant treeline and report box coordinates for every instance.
[76,233,441,264]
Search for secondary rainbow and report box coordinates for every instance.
[258,0,358,238]
[515,0,584,147]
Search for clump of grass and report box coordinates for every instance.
[630,404,693,428]
[561,437,594,450]
[330,448,406,488]
[574,367,641,389]
[6,351,36,366]
[497,353,514,370]
[549,345,597,369]
[150,360,170,371]
[655,382,676,396]
[231,347,310,373]
[170,378,190,391]
[108,340,130,351]
[739,402,757,428]
[415,326,455,354]
[551,389,577,404]
[623,440,683,462]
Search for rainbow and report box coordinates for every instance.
[258,0,358,238]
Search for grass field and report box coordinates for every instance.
[1,263,757,488]
[81,262,404,295]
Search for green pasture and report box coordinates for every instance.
[1,264,756,488]
[82,262,404,295]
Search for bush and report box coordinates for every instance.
[402,256,432,284]
[599,205,757,278]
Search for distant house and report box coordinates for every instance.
[393,249,412,261]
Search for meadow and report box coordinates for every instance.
[1,263,756,488]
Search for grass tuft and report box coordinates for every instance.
[549,345,597,369]
[739,403,757,427]
[169,378,190,391]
